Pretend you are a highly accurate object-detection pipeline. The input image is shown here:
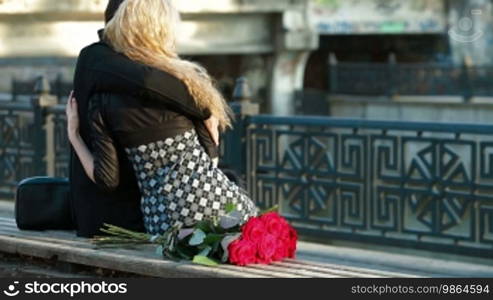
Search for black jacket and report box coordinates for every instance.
[71,40,218,237]
[88,92,219,191]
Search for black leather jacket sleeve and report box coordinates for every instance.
[193,120,219,159]
[80,43,212,121]
[88,95,120,192]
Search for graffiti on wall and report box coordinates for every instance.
[312,0,446,34]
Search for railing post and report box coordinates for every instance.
[387,53,397,98]
[328,52,338,93]
[11,77,17,102]
[31,75,57,177]
[223,77,259,178]
[55,73,63,103]
[461,57,473,102]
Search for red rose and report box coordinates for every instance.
[256,233,278,264]
[228,239,257,266]
[236,214,297,265]
[260,212,286,237]
[272,239,288,261]
[279,223,291,241]
[241,217,266,243]
[286,226,298,258]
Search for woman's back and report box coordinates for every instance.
[89,93,258,234]
[94,93,197,148]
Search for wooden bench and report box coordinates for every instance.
[0,217,413,278]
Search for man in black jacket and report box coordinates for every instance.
[71,0,218,237]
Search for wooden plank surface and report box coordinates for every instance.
[0,217,412,278]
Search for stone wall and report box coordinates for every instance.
[329,96,493,124]
[0,0,318,113]
[311,0,446,34]
[448,0,493,66]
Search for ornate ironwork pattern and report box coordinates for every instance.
[2,87,493,257]
[246,116,493,256]
[0,102,69,199]
[50,106,70,178]
[0,102,36,199]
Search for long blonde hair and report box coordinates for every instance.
[104,0,233,130]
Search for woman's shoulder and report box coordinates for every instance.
[140,68,190,101]
[79,42,109,57]
[79,42,186,91]
[78,42,124,64]
[77,43,199,117]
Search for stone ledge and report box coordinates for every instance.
[329,94,493,106]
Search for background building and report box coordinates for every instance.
[1,0,492,119]
[305,0,493,124]
[0,0,317,114]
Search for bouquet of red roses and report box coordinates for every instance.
[93,206,297,267]
[228,212,297,265]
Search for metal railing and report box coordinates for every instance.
[0,76,69,199]
[329,57,493,100]
[242,115,493,257]
[1,76,492,257]
[11,74,72,102]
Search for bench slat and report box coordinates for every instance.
[247,263,347,278]
[0,235,272,278]
[271,261,380,278]
[283,259,416,278]
[0,217,399,278]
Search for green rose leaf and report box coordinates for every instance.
[204,233,224,245]
[219,211,242,229]
[198,246,212,257]
[178,228,194,240]
[195,220,214,233]
[192,255,219,267]
[175,244,193,260]
[220,233,241,263]
[189,229,206,246]
[212,240,221,253]
[225,203,237,214]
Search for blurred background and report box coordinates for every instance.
[1,1,492,116]
[1,0,493,262]
[2,0,493,114]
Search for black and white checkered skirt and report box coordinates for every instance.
[125,129,258,235]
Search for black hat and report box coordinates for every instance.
[105,0,125,23]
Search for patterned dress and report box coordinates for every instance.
[125,129,258,235]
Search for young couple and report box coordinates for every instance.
[67,0,258,238]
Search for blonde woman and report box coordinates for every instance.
[67,0,258,235]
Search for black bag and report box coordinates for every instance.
[15,177,75,230]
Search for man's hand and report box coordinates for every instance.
[65,91,80,142]
[204,115,220,146]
